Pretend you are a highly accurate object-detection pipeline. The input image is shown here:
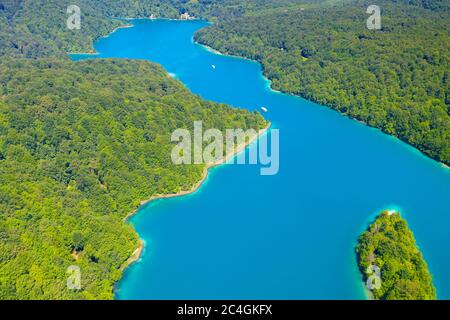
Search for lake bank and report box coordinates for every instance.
[68,24,134,56]
[193,32,449,169]
[119,124,270,277]
[73,19,450,300]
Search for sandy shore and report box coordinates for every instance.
[120,239,144,272]
[119,123,270,272]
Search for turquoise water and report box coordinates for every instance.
[72,19,450,299]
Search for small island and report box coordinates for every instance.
[356,210,436,300]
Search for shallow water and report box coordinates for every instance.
[72,19,450,299]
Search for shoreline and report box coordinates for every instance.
[67,24,134,56]
[74,18,448,298]
[198,42,256,64]
[122,123,270,223]
[118,123,270,283]
[194,35,450,171]
[71,18,449,170]
[69,18,204,56]
[67,19,271,291]
[120,239,144,272]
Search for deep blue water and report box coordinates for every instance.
[72,19,450,299]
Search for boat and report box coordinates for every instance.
[261,107,268,113]
[211,64,216,69]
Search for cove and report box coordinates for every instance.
[72,19,450,299]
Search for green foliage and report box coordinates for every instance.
[0,0,447,300]
[2,0,448,167]
[0,0,211,56]
[194,0,450,165]
[0,58,266,299]
[356,211,436,300]
[0,0,123,57]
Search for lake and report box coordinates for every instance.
[72,19,450,299]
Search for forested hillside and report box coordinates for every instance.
[1,0,447,164]
[356,211,436,299]
[0,0,448,300]
[0,58,266,299]
[194,0,450,165]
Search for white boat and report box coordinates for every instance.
[211,64,216,69]
[261,107,268,113]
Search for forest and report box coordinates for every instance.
[0,58,266,299]
[1,1,448,164]
[356,211,436,300]
[194,0,450,165]
[0,0,448,300]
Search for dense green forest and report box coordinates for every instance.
[194,0,450,165]
[1,0,448,164]
[0,58,266,299]
[356,211,436,300]
[0,0,448,300]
